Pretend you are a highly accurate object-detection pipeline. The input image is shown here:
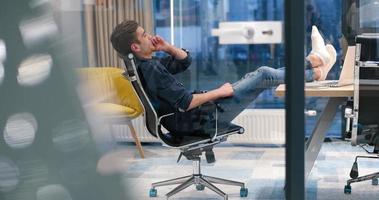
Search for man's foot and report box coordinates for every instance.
[316,44,336,81]
[306,26,330,67]
[308,54,323,68]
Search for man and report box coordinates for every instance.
[110,20,336,136]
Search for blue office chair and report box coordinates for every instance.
[123,53,248,200]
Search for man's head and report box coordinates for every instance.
[110,20,155,59]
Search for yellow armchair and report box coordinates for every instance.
[77,67,145,158]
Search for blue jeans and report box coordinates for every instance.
[214,66,315,128]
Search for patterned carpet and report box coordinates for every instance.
[97,140,379,200]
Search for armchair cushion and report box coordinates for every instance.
[77,67,143,119]
[91,103,140,118]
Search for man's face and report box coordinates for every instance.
[133,26,156,56]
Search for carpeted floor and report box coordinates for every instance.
[97,140,379,200]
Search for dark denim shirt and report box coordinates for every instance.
[135,53,193,116]
[134,53,219,136]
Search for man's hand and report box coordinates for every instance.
[216,83,234,98]
[186,82,234,111]
[151,35,171,52]
[150,35,187,60]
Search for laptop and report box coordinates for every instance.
[306,46,355,88]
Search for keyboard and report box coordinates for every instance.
[305,80,339,88]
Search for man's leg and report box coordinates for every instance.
[214,66,314,127]
[213,26,337,127]
[211,26,336,129]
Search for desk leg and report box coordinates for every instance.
[305,97,346,182]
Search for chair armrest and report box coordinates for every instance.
[195,101,222,141]
[157,113,175,134]
[158,113,175,123]
[156,101,222,141]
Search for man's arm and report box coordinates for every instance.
[186,83,234,111]
[151,35,190,74]
[151,35,187,59]
[151,35,234,111]
[165,45,187,60]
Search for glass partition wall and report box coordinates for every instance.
[305,0,344,138]
[154,0,285,108]
[153,0,344,138]
[151,0,351,199]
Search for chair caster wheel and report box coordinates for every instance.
[196,184,205,191]
[240,187,248,197]
[344,185,351,194]
[149,188,157,197]
[372,178,378,185]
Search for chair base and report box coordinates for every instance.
[150,157,247,199]
[344,172,379,194]
[151,174,246,200]
[344,154,379,194]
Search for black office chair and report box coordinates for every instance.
[344,34,379,194]
[123,53,248,200]
[344,126,379,194]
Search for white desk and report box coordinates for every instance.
[275,84,354,181]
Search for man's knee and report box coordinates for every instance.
[256,66,273,74]
[241,66,273,80]
[257,66,272,72]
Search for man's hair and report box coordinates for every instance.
[110,20,139,57]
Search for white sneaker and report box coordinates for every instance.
[318,44,337,81]
[306,26,330,66]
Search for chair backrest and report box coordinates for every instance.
[122,54,160,138]
[123,54,244,148]
[77,67,143,117]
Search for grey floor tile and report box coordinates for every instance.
[99,141,379,200]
